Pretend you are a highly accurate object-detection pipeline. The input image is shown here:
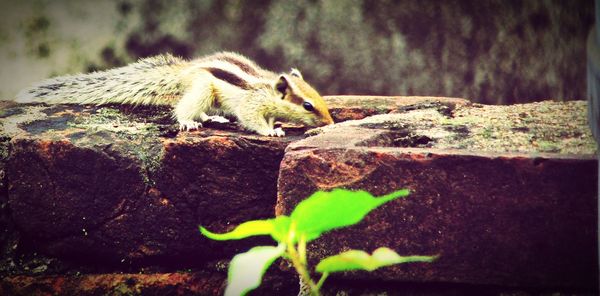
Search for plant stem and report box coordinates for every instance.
[316,272,329,290]
[298,234,307,265]
[287,230,320,295]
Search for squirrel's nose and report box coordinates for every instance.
[322,115,334,126]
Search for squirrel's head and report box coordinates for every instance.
[273,69,334,127]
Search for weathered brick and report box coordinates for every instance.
[277,100,598,289]
[2,103,298,267]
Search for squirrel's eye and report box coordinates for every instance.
[303,102,314,112]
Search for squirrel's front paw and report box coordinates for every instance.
[206,115,230,124]
[257,127,285,137]
[179,120,202,131]
[273,127,285,137]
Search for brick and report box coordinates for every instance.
[277,100,598,289]
[1,103,298,267]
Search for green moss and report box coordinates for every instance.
[442,101,596,154]
[348,100,596,155]
[480,127,495,139]
[0,138,8,161]
[537,141,561,153]
[136,141,162,187]
[112,282,138,296]
[63,107,165,187]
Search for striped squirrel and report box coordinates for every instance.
[16,52,334,136]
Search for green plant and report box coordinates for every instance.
[200,189,437,296]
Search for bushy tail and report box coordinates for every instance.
[15,54,187,106]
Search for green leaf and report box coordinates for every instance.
[199,216,291,242]
[316,248,437,273]
[290,189,409,241]
[270,216,292,242]
[316,247,437,273]
[225,244,285,296]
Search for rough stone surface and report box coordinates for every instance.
[1,273,224,296]
[324,95,470,122]
[0,102,299,271]
[310,100,596,155]
[0,261,302,296]
[1,98,597,294]
[277,100,598,290]
[2,272,593,296]
[0,96,440,275]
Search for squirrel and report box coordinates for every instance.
[15,52,334,136]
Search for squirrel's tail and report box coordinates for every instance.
[15,54,187,106]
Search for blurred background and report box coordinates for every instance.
[0,0,593,104]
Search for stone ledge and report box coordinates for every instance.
[324,95,470,122]
[277,100,598,290]
[1,272,593,296]
[304,100,595,155]
[1,102,298,270]
[0,97,597,294]
[1,273,225,295]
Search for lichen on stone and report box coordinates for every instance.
[318,100,596,155]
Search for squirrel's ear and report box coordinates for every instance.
[290,68,303,79]
[275,75,289,96]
